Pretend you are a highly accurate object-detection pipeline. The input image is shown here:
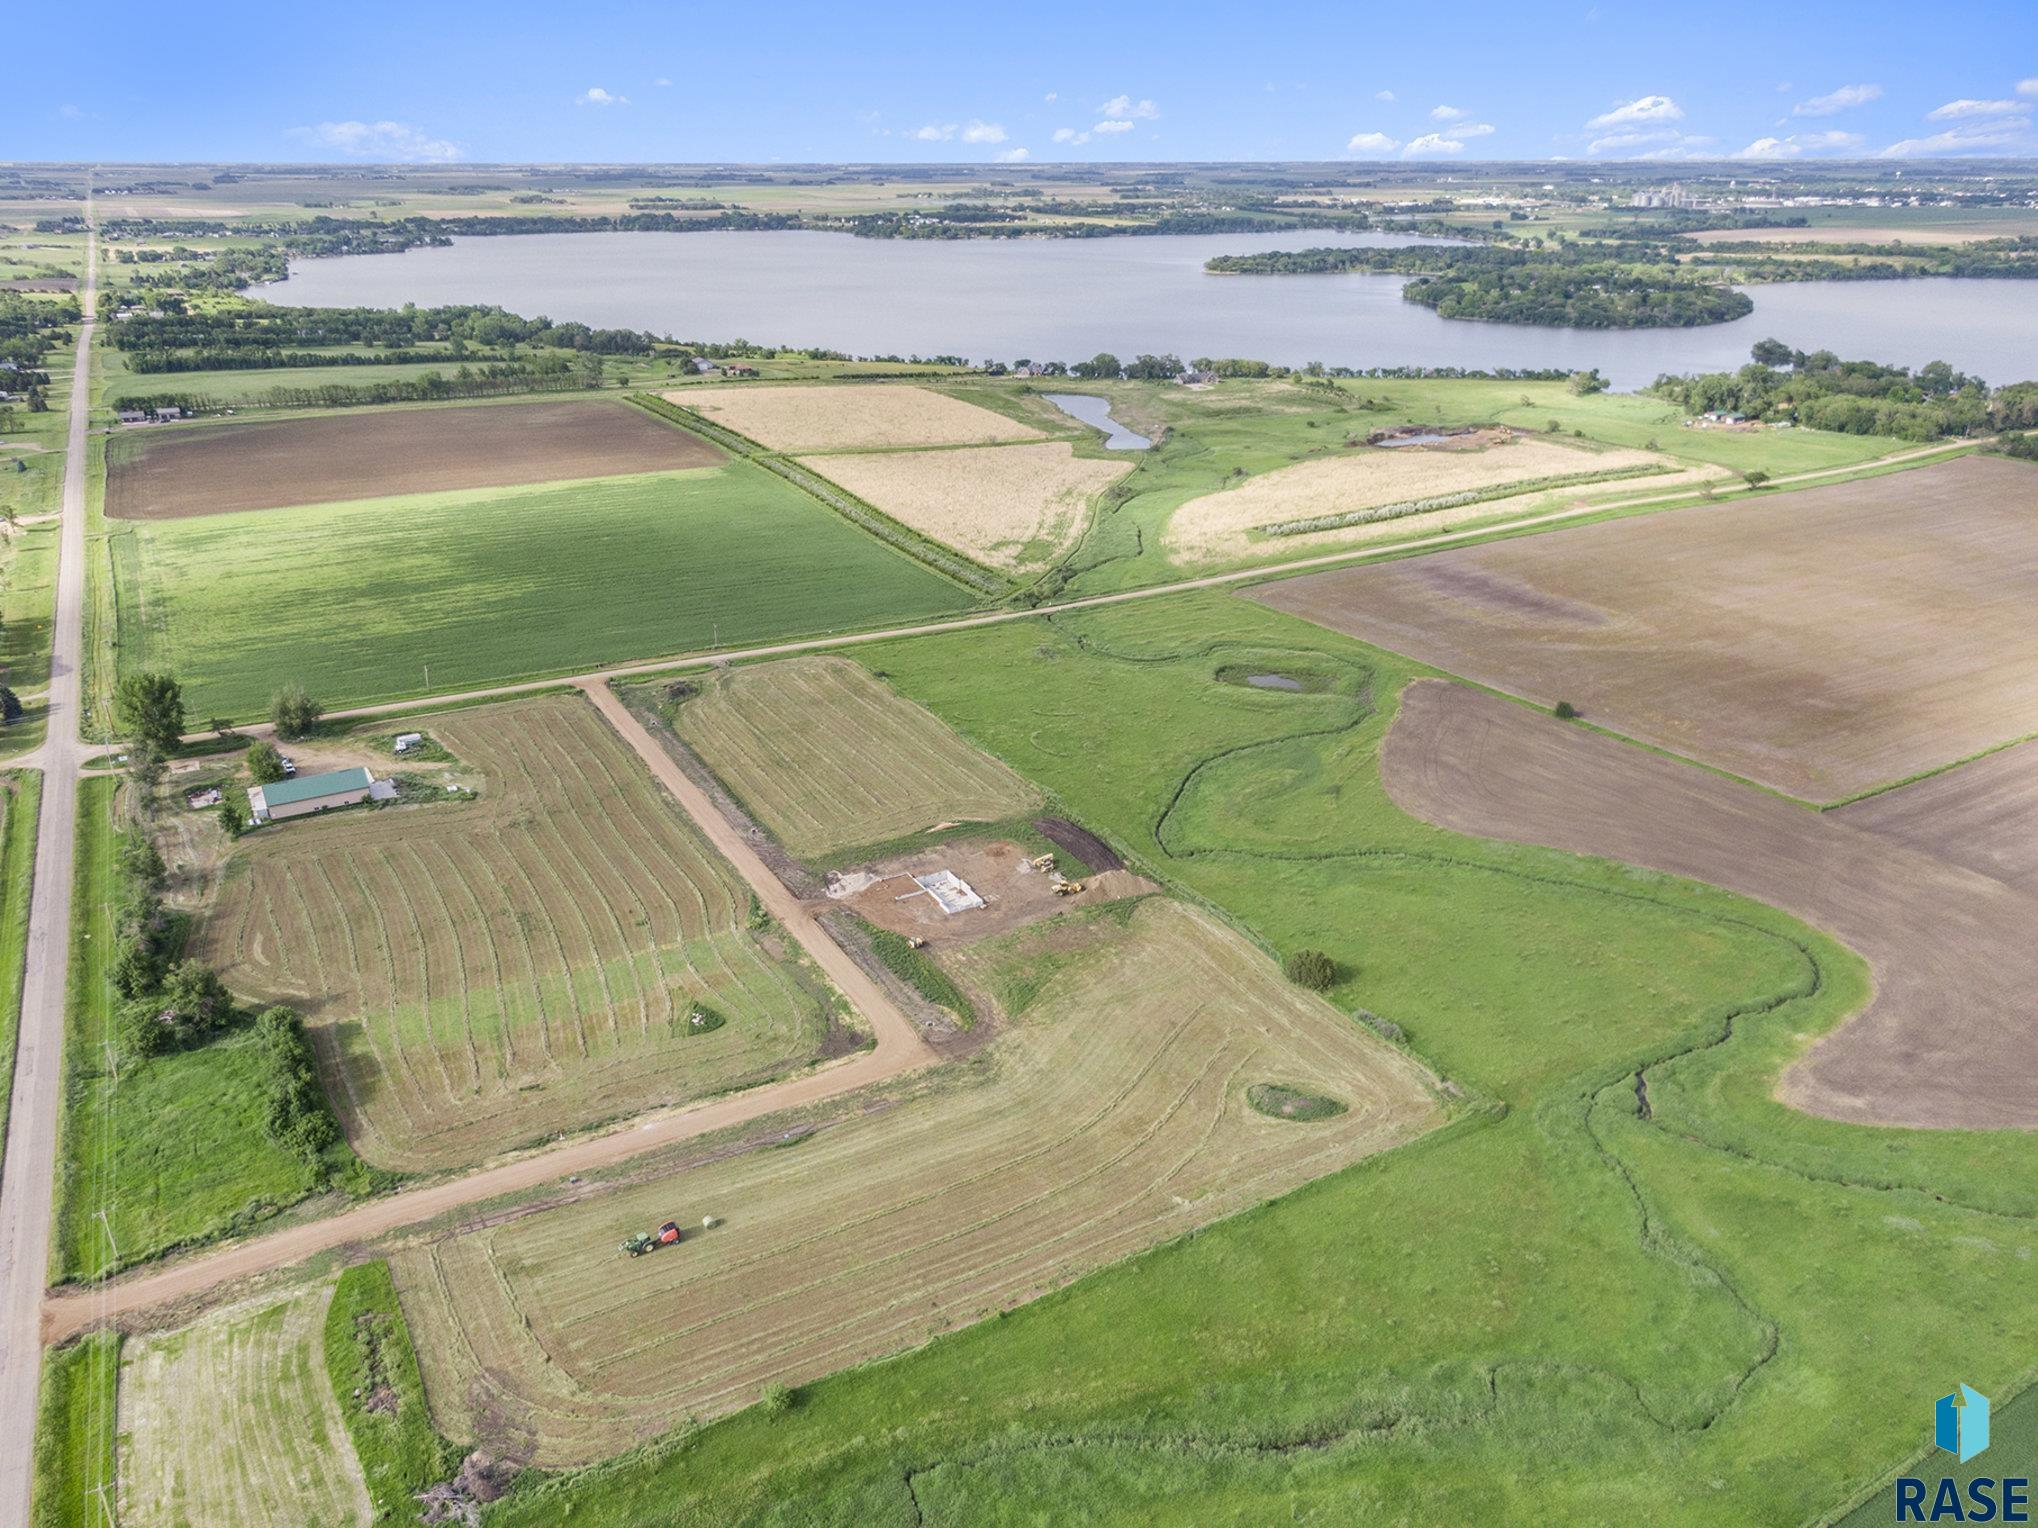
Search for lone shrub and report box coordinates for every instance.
[270,684,324,742]
[1554,700,1579,720]
[245,739,287,784]
[760,1382,795,1417]
[1283,948,1337,991]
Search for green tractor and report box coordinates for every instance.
[620,1220,682,1257]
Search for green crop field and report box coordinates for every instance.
[491,592,2038,1526]
[108,461,972,720]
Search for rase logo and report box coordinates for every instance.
[1897,1385,2028,1523]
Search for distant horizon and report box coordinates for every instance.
[11,156,2038,171]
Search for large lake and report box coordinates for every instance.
[263,230,2038,392]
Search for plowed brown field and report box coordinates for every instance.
[1382,679,2038,1130]
[191,694,831,1171]
[106,398,720,520]
[1254,455,2038,801]
[394,899,1438,1465]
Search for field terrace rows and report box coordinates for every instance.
[393,900,1439,1466]
[192,695,831,1172]
[117,1282,370,1528]
[672,655,1044,859]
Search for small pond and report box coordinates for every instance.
[1245,673,1305,691]
[1374,432,1455,448]
[1042,392,1152,451]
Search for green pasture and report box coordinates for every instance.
[493,591,2038,1525]
[110,461,971,720]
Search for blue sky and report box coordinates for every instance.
[13,1,2038,165]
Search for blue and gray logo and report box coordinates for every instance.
[1937,1384,1992,1465]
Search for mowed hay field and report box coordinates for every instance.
[802,442,1131,571]
[673,655,1043,858]
[191,695,832,1171]
[394,898,1438,1465]
[111,457,970,720]
[105,397,723,520]
[117,1282,370,1528]
[674,382,1043,451]
[1165,434,1692,563]
[1253,455,2038,800]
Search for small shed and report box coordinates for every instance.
[248,765,375,824]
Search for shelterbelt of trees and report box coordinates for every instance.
[1651,339,2038,440]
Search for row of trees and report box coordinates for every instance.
[107,300,659,359]
[1651,341,2038,441]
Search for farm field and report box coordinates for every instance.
[191,694,836,1172]
[1163,431,1706,563]
[669,654,1043,859]
[487,593,2038,1526]
[1008,376,1901,598]
[117,1282,370,1528]
[1382,679,2038,1129]
[394,897,1440,1465]
[1251,454,2038,801]
[104,396,722,520]
[109,458,971,720]
[672,382,1045,451]
[800,441,1131,571]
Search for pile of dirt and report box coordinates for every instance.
[1033,817,1124,873]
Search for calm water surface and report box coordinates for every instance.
[1042,392,1151,450]
[264,231,2038,392]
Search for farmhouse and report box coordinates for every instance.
[248,765,375,824]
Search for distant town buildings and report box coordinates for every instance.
[1631,183,1702,210]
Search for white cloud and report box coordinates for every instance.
[1733,129,1868,160]
[653,77,672,88]
[1375,89,1396,103]
[1794,83,1881,117]
[1448,121,1496,139]
[1044,91,1057,103]
[912,123,959,141]
[1733,137,1794,160]
[1927,98,2026,120]
[1585,94,1683,129]
[961,120,1007,144]
[1403,133,1466,157]
[1430,104,1468,121]
[1346,131,1400,156]
[1092,119,1136,135]
[996,146,1030,163]
[1052,126,1088,145]
[1097,94,1159,120]
[290,120,463,163]
[1588,127,1716,158]
[2020,79,2038,98]
[1884,115,2038,156]
[579,86,626,107]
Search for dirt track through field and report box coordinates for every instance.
[1256,455,2038,801]
[1382,680,2038,1130]
[394,899,1438,1464]
[106,397,721,520]
[42,679,937,1345]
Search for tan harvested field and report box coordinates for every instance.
[801,441,1131,570]
[1383,680,2038,1130]
[671,382,1044,451]
[104,398,721,520]
[673,655,1043,858]
[393,899,1439,1465]
[190,693,832,1171]
[118,1281,371,1528]
[1254,455,2038,801]
[1166,434,1684,563]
